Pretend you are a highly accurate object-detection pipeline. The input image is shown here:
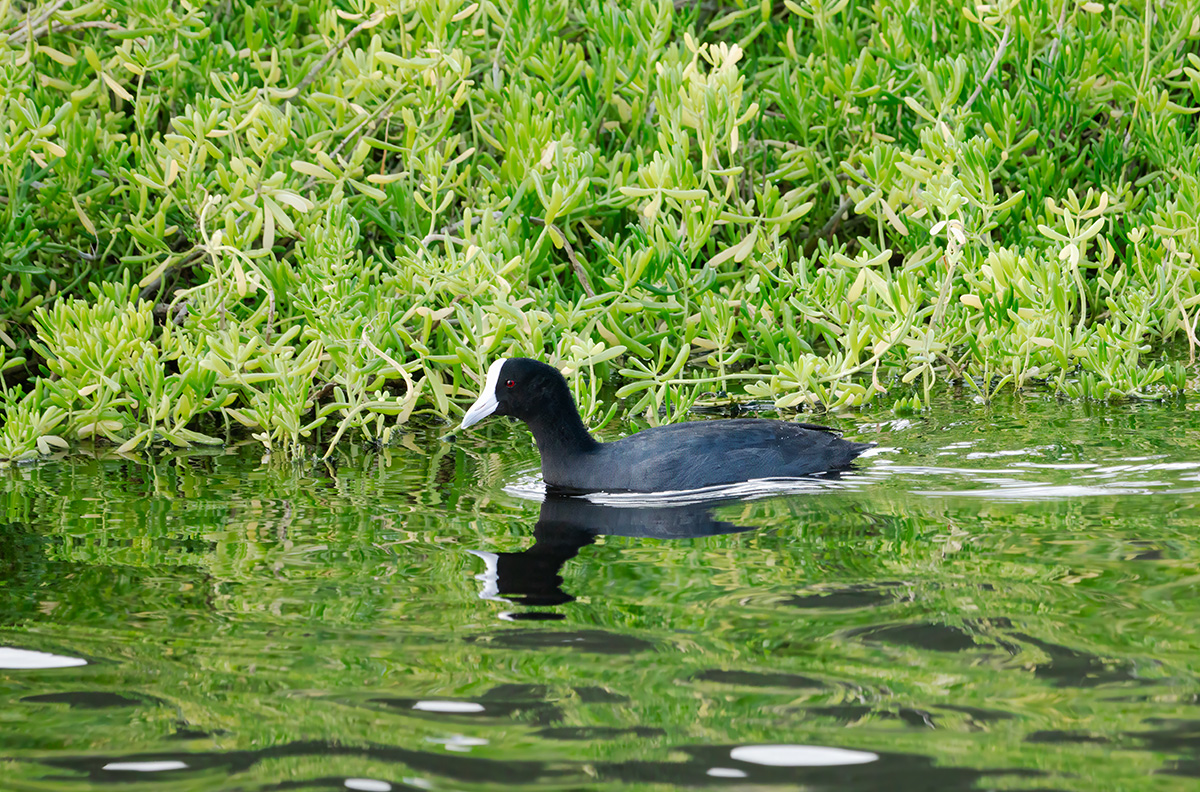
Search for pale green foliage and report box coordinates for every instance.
[28,279,229,452]
[2,0,1200,464]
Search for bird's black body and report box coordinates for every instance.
[461,357,871,493]
[547,418,867,492]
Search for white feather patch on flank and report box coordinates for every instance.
[458,358,509,430]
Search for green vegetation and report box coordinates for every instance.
[2,0,1199,464]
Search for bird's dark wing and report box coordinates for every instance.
[577,419,868,492]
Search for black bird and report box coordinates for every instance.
[458,357,871,493]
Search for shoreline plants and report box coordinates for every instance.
[2,0,1199,465]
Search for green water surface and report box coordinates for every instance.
[3,395,1200,791]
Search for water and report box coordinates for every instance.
[3,395,1200,791]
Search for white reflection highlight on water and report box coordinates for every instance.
[0,647,87,669]
[916,483,1200,499]
[505,475,846,506]
[412,700,485,713]
[1010,462,1099,469]
[707,767,748,777]
[464,549,509,602]
[958,444,1059,459]
[426,734,489,752]
[345,778,391,791]
[730,744,879,766]
[102,760,188,772]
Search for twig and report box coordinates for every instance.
[964,24,1011,111]
[425,211,503,240]
[1047,0,1072,62]
[421,233,467,247]
[56,20,122,34]
[526,216,595,297]
[321,330,421,458]
[299,89,401,192]
[152,302,190,326]
[5,0,70,46]
[138,248,206,303]
[931,254,958,327]
[491,16,508,91]
[937,352,966,381]
[288,13,384,101]
[12,19,122,43]
[328,109,388,161]
[310,381,337,402]
[674,0,720,13]
[421,211,595,297]
[1172,270,1199,364]
[815,194,853,241]
[807,168,867,245]
[818,297,921,383]
[1124,0,1156,151]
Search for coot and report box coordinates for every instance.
[458,357,871,493]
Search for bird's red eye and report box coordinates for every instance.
[505,379,515,388]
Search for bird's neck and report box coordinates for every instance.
[524,403,599,461]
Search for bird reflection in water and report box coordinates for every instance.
[468,496,756,610]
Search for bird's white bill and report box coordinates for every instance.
[458,358,508,430]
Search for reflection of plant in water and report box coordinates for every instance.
[4,407,1200,788]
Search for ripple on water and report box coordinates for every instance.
[7,401,1200,791]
